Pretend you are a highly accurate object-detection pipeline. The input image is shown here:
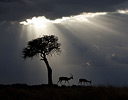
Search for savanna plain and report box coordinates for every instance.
[0,84,128,100]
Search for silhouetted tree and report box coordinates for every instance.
[22,35,61,85]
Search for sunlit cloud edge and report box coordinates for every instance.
[20,9,128,28]
[117,9,128,14]
[20,12,107,27]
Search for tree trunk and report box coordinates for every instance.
[43,56,53,85]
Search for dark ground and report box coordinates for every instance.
[0,84,128,100]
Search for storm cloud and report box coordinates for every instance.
[0,0,128,21]
[0,0,128,86]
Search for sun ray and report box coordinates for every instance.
[18,10,128,86]
[19,10,127,42]
[19,11,108,39]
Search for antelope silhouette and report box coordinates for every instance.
[57,74,73,85]
[78,78,92,86]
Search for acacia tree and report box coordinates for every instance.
[22,35,61,85]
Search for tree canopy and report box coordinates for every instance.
[22,35,61,59]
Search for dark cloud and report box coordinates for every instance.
[0,0,127,21]
[111,55,128,64]
[0,1,128,86]
[0,0,25,4]
[0,0,20,2]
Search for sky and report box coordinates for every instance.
[0,0,128,86]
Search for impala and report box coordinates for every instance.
[57,74,73,85]
[78,78,92,85]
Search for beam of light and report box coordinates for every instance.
[19,10,127,42]
[117,9,128,14]
[19,12,107,39]
[19,10,128,40]
[18,9,128,86]
[19,10,128,41]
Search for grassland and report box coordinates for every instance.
[0,84,128,100]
